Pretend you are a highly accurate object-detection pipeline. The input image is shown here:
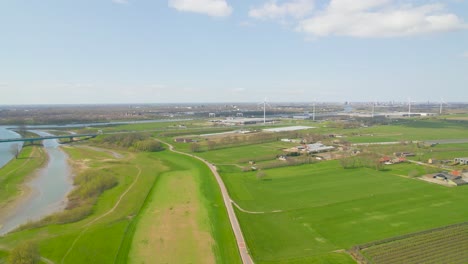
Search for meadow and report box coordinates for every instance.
[0,144,239,263]
[216,161,468,263]
[343,119,468,143]
[1,118,467,263]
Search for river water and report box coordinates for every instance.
[0,119,189,235]
[0,127,23,168]
[0,131,72,235]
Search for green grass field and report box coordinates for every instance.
[0,144,239,263]
[211,160,468,263]
[344,119,468,143]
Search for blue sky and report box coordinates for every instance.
[0,0,467,104]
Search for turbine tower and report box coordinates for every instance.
[408,98,411,117]
[439,98,446,115]
[312,100,316,121]
[372,101,375,118]
[263,98,266,125]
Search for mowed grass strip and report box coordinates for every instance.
[128,151,241,264]
[216,160,468,263]
[129,170,215,264]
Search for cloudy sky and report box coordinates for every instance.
[0,0,467,104]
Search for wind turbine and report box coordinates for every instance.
[258,98,270,125]
[312,99,316,121]
[439,98,447,115]
[408,97,412,117]
[371,100,376,118]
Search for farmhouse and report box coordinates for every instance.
[432,172,468,186]
[454,157,468,165]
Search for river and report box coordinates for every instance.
[0,127,23,168]
[0,119,189,235]
[0,131,73,235]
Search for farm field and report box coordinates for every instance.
[196,141,295,165]
[210,158,468,263]
[360,222,468,264]
[344,119,468,143]
[0,144,239,263]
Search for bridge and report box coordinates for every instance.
[0,134,98,144]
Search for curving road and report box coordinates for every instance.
[161,141,254,264]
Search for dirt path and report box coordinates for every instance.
[158,140,254,264]
[230,200,282,214]
[74,145,124,159]
[216,163,244,169]
[61,166,142,263]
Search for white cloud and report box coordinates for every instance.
[463,51,468,58]
[296,0,467,38]
[249,0,314,20]
[168,0,232,17]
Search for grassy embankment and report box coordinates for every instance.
[0,145,47,209]
[128,151,240,264]
[0,140,239,263]
[173,119,468,263]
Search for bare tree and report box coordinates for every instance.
[9,144,21,159]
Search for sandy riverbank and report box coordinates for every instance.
[0,146,48,234]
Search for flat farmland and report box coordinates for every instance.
[361,223,468,264]
[216,160,468,263]
[345,120,468,143]
[196,141,295,165]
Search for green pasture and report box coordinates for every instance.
[344,119,468,143]
[0,147,162,264]
[196,141,295,165]
[0,144,238,263]
[214,160,468,263]
[415,143,468,161]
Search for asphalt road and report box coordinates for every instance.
[163,142,254,264]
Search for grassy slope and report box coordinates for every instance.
[0,146,164,263]
[0,145,239,264]
[128,151,240,263]
[0,145,47,206]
